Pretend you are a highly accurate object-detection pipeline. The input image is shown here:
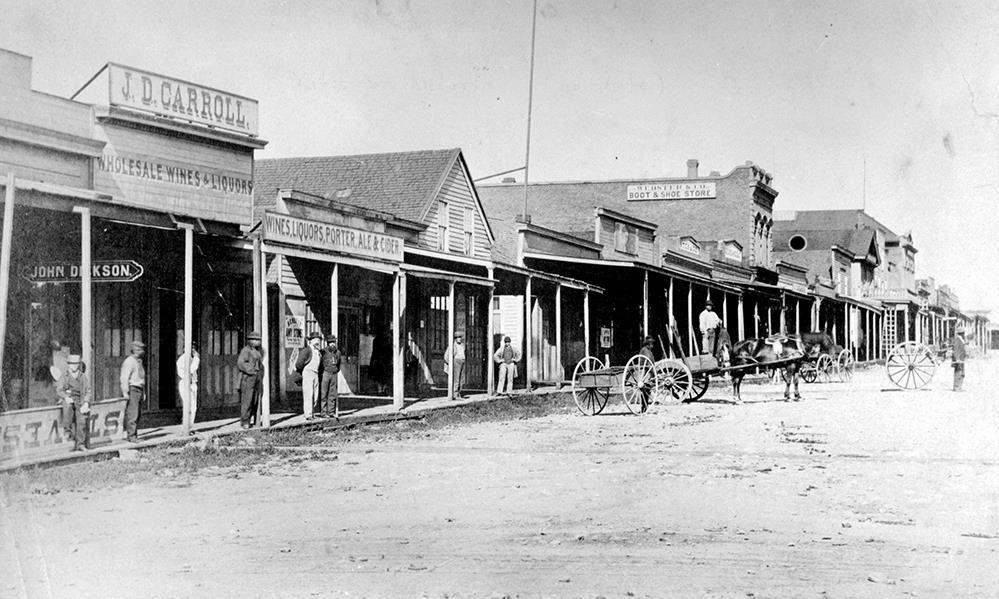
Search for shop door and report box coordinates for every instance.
[199,277,246,411]
[462,291,484,390]
[93,282,149,406]
[339,307,361,394]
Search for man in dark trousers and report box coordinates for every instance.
[58,354,91,451]
[237,331,264,429]
[320,335,342,418]
[951,327,967,392]
[119,340,146,443]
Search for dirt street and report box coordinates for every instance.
[3,358,999,598]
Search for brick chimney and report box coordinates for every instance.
[686,159,699,178]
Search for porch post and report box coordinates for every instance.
[737,295,745,341]
[583,288,590,359]
[486,268,495,395]
[753,300,760,338]
[524,276,532,391]
[447,280,456,400]
[260,247,271,428]
[180,224,194,435]
[73,206,93,374]
[0,173,13,373]
[686,283,693,355]
[722,293,729,327]
[330,264,339,341]
[642,270,649,338]
[555,283,562,382]
[903,306,910,343]
[392,272,405,410]
[252,237,261,333]
[794,298,800,334]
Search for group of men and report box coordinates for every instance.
[54,299,971,449]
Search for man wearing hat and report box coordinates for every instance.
[699,299,722,355]
[319,335,342,418]
[639,335,657,362]
[119,340,146,442]
[237,332,264,429]
[951,326,967,391]
[176,340,200,430]
[443,332,466,399]
[58,353,91,451]
[295,331,324,419]
[492,336,520,396]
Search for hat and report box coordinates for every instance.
[644,335,655,344]
[503,336,511,343]
[705,300,714,307]
[67,354,81,364]
[454,332,464,339]
[247,331,262,341]
[326,334,337,343]
[131,340,146,350]
[307,331,322,341]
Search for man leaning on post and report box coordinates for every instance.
[237,331,264,429]
[119,340,146,443]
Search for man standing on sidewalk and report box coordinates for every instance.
[443,332,466,399]
[493,336,520,396]
[295,331,323,420]
[237,332,264,429]
[176,341,200,430]
[58,354,91,451]
[320,335,342,418]
[119,341,146,443]
[951,327,967,392]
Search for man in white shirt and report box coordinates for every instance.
[295,331,323,419]
[177,342,200,431]
[699,300,722,355]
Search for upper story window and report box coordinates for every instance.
[463,207,474,255]
[437,200,449,251]
[615,223,637,255]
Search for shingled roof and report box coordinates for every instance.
[254,148,462,222]
[773,228,878,260]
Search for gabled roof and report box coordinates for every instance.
[774,227,879,264]
[254,148,463,223]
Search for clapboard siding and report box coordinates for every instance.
[93,122,255,225]
[417,159,492,259]
[0,138,91,188]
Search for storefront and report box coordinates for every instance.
[0,52,263,462]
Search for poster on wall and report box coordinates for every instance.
[284,315,305,348]
[600,326,613,349]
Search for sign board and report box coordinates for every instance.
[284,315,305,349]
[21,261,144,284]
[96,153,253,197]
[108,63,259,137]
[1,398,128,464]
[263,211,404,262]
[627,182,717,200]
[600,326,613,349]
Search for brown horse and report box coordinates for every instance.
[729,336,806,403]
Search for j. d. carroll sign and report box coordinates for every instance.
[108,63,259,137]
[21,261,144,284]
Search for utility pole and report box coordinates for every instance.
[522,0,539,222]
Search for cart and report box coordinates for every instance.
[570,354,693,416]
[885,341,937,389]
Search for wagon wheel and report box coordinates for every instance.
[836,349,855,382]
[571,356,609,416]
[885,342,936,390]
[800,361,818,383]
[622,354,661,415]
[687,374,710,401]
[815,354,834,383]
[655,358,694,403]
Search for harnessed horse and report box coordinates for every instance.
[729,335,807,403]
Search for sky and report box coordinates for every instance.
[2,0,998,314]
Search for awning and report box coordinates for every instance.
[401,263,496,287]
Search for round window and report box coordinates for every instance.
[788,235,807,251]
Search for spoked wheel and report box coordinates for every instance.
[816,354,834,383]
[622,354,661,415]
[836,349,855,382]
[655,358,694,403]
[687,374,710,401]
[571,356,609,416]
[885,342,936,390]
[800,362,818,383]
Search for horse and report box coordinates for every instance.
[728,335,807,403]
